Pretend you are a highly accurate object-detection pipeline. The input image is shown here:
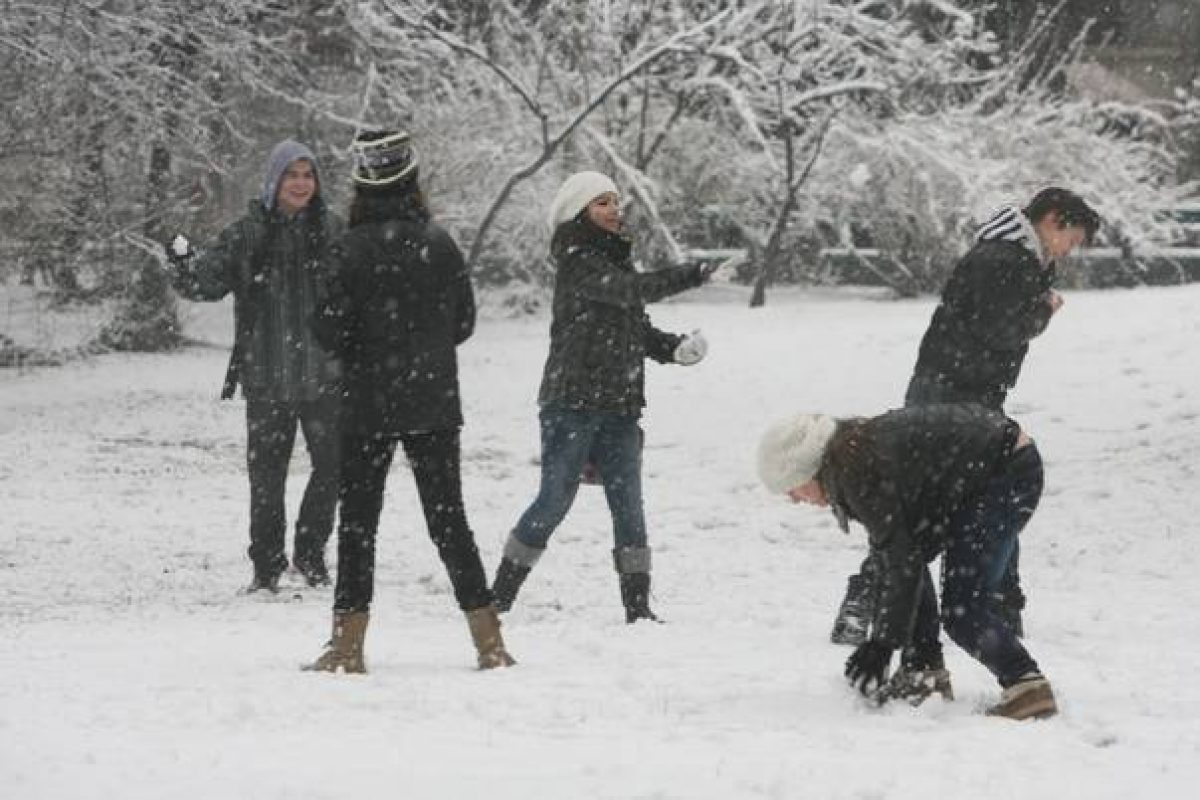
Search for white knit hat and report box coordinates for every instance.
[757,414,838,493]
[547,171,619,231]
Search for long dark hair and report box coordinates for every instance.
[348,180,431,228]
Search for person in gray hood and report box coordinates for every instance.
[167,139,345,593]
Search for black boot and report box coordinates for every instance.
[831,573,873,645]
[613,546,659,623]
[491,535,544,613]
[618,572,659,623]
[492,556,532,613]
[243,572,280,595]
[293,550,331,588]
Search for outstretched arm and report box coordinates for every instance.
[169,219,260,302]
[568,250,705,310]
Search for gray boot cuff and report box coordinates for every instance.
[613,545,652,574]
[503,534,546,568]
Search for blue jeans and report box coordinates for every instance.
[911,445,1044,686]
[511,408,647,550]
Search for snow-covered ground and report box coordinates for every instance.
[2,282,1198,799]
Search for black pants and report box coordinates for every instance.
[245,396,340,579]
[333,428,491,614]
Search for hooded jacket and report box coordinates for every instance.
[818,404,1022,648]
[907,206,1056,408]
[170,142,343,402]
[536,218,703,417]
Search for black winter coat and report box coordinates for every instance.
[537,219,704,416]
[818,404,1022,648]
[171,199,344,402]
[908,240,1055,408]
[314,210,474,435]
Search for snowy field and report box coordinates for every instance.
[2,282,1198,799]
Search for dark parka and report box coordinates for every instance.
[909,240,1055,408]
[537,218,705,417]
[171,199,344,402]
[817,404,1022,648]
[314,202,473,435]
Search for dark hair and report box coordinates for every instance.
[1023,187,1101,243]
[348,182,430,228]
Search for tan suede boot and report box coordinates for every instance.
[466,605,516,670]
[987,673,1057,720]
[303,611,369,674]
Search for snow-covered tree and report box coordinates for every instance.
[339,0,736,285]
[0,1,350,348]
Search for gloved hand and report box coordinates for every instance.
[673,329,707,366]
[695,252,745,282]
[844,640,893,696]
[165,234,193,268]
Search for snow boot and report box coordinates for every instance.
[987,672,1057,720]
[492,557,532,614]
[466,605,516,669]
[831,573,873,645]
[293,551,331,588]
[492,535,544,613]
[303,611,369,674]
[243,572,281,595]
[614,546,659,623]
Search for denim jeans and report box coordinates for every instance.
[511,407,647,550]
[923,444,1044,686]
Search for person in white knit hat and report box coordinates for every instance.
[491,169,717,623]
[758,403,1057,721]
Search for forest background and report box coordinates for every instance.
[2,0,1199,358]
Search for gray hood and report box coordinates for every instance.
[260,140,320,212]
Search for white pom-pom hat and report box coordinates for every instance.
[547,171,619,231]
[757,414,838,493]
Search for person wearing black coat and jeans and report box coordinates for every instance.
[759,404,1056,721]
[304,130,513,673]
[167,140,344,593]
[831,187,1100,647]
[491,170,714,622]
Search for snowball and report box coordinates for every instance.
[849,164,871,188]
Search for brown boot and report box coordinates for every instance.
[303,611,369,674]
[466,605,516,670]
[987,673,1057,720]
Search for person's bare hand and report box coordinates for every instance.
[1049,290,1064,314]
